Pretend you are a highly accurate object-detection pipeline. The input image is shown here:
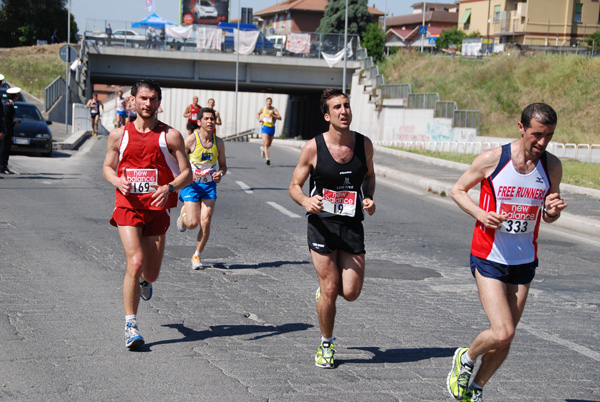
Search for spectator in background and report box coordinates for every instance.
[0,88,22,174]
[106,24,113,46]
[159,28,166,48]
[51,30,58,44]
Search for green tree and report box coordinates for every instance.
[361,23,385,62]
[0,0,78,47]
[436,27,480,51]
[585,30,600,50]
[317,0,373,37]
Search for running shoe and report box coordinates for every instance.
[260,146,265,158]
[462,388,483,402]
[315,341,335,368]
[266,158,270,165]
[447,347,473,400]
[139,279,152,301]
[315,286,321,302]
[125,322,144,349]
[177,206,187,233]
[191,255,204,270]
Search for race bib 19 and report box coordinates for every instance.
[193,164,214,184]
[125,168,158,194]
[322,189,357,217]
[499,203,540,234]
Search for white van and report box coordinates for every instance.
[266,35,286,56]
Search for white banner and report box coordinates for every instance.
[166,25,193,40]
[196,27,222,50]
[234,29,260,55]
[145,0,154,12]
[321,38,353,68]
[286,33,310,54]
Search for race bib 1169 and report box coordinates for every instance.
[125,168,158,194]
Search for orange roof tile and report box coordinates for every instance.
[255,0,383,17]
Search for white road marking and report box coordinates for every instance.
[235,181,253,194]
[520,324,600,362]
[267,201,301,218]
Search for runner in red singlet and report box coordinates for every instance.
[103,79,192,349]
[183,96,201,135]
[446,103,567,401]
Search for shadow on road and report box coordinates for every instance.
[339,346,456,366]
[135,322,314,351]
[212,260,310,270]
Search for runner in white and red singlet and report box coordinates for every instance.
[289,88,376,369]
[103,79,192,349]
[446,103,567,402]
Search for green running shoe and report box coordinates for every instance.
[447,347,473,400]
[462,388,483,402]
[315,341,335,368]
[315,287,321,302]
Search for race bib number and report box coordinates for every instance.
[498,203,540,234]
[322,189,357,217]
[262,114,273,124]
[125,169,157,194]
[193,164,214,184]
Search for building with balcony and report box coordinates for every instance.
[458,0,600,47]
[254,0,383,35]
[383,2,459,49]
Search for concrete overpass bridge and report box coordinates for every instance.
[76,44,362,137]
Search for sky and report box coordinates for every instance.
[71,0,417,33]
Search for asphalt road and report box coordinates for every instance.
[0,138,598,401]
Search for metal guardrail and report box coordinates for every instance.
[221,128,256,142]
[408,93,439,109]
[453,110,481,129]
[44,76,66,112]
[435,101,457,119]
[381,84,411,99]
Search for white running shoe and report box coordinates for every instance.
[177,206,186,233]
[191,255,205,270]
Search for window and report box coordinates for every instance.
[494,5,501,22]
[461,9,472,29]
[574,3,582,23]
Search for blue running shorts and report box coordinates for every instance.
[470,254,537,285]
[179,181,217,202]
[261,125,275,136]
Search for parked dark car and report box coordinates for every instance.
[9,102,53,157]
[0,88,26,104]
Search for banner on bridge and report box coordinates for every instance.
[180,0,228,25]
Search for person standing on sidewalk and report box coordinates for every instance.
[103,79,192,349]
[176,107,227,270]
[446,103,567,401]
[257,97,281,165]
[289,88,376,369]
[0,87,22,175]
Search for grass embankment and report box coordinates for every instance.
[394,148,600,190]
[381,52,600,145]
[0,44,67,99]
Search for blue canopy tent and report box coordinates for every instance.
[132,13,176,29]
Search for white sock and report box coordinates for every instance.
[321,336,334,344]
[462,351,475,367]
[194,251,201,257]
[125,315,137,324]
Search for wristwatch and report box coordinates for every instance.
[168,184,175,193]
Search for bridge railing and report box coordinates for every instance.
[82,18,361,61]
[44,76,66,112]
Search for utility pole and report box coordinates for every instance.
[420,0,426,52]
[343,0,348,93]
[485,0,491,54]
[65,0,71,136]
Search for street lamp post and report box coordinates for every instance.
[342,0,348,93]
[65,0,71,135]
[420,0,426,53]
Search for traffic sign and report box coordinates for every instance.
[418,25,428,35]
[59,45,77,63]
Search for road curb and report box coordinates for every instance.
[53,130,91,150]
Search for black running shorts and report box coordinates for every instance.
[307,215,365,255]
